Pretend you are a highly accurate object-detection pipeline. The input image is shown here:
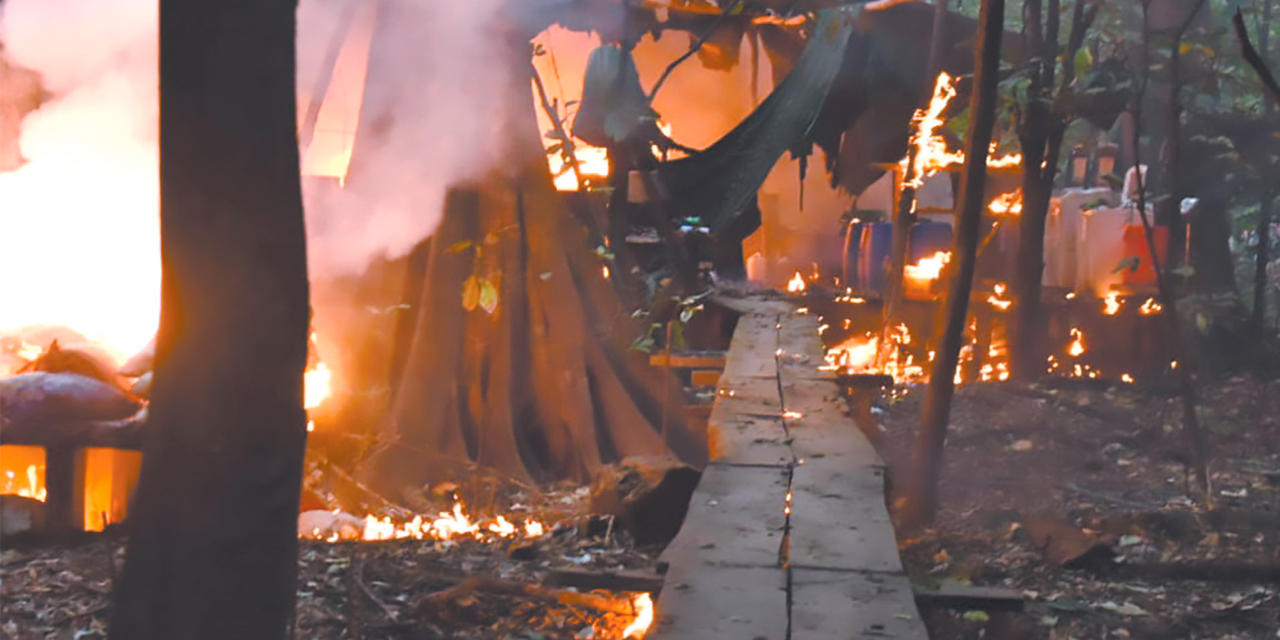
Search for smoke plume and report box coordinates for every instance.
[298,0,516,276]
[0,0,519,354]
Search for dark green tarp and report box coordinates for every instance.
[655,6,857,234]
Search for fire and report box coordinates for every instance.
[986,282,1012,310]
[786,271,807,293]
[1,464,46,502]
[1103,291,1123,315]
[900,73,965,188]
[622,593,655,639]
[988,190,1023,215]
[1067,328,1087,357]
[822,324,925,385]
[900,73,1023,188]
[304,361,332,410]
[358,501,547,542]
[1139,297,1162,315]
[549,144,610,192]
[904,251,951,283]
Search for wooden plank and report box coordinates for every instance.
[789,456,901,573]
[914,584,1025,612]
[659,463,789,570]
[791,568,929,640]
[711,295,793,317]
[721,313,779,380]
[544,568,665,595]
[782,380,882,469]
[708,412,791,467]
[649,351,727,369]
[650,565,788,640]
[713,377,782,418]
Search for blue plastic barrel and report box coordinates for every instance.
[857,222,894,298]
[841,219,863,290]
[909,219,954,262]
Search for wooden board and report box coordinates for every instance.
[708,413,792,467]
[789,456,901,573]
[659,463,790,570]
[720,314,779,380]
[649,351,727,369]
[791,568,929,640]
[781,381,882,469]
[650,565,789,640]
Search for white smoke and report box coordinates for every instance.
[298,0,515,276]
[0,0,160,358]
[0,0,519,354]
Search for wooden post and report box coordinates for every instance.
[43,445,85,535]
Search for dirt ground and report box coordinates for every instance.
[875,376,1280,639]
[0,498,659,640]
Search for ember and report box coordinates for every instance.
[1139,297,1162,315]
[986,282,1012,311]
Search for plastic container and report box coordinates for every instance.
[856,222,894,298]
[908,219,953,262]
[1121,224,1168,289]
[841,219,863,292]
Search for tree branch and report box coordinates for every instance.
[1233,8,1280,109]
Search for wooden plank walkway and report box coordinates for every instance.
[652,295,928,640]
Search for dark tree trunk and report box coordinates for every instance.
[1255,192,1274,335]
[900,0,1004,532]
[362,62,707,500]
[1010,0,1095,381]
[109,0,309,638]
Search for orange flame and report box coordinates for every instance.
[988,190,1023,216]
[901,73,1023,189]
[904,251,951,283]
[622,593,655,638]
[550,145,610,192]
[1139,298,1162,315]
[1103,291,1123,315]
[786,271,807,293]
[1067,328,1086,357]
[986,282,1012,311]
[357,501,546,542]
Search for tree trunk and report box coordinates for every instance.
[1254,175,1275,336]
[109,0,309,638]
[1011,0,1093,381]
[362,62,707,501]
[899,0,1004,532]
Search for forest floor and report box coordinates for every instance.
[876,376,1280,639]
[0,490,661,640]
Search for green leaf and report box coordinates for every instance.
[446,240,474,254]
[962,611,990,622]
[1172,265,1196,277]
[479,278,499,314]
[461,275,480,311]
[1073,47,1093,79]
[1112,256,1141,274]
[629,336,655,353]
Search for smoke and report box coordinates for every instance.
[0,0,521,354]
[0,0,159,358]
[299,0,517,276]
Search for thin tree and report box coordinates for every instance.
[109,0,310,637]
[1009,0,1098,380]
[899,0,1005,531]
[1235,6,1280,337]
[1129,0,1211,501]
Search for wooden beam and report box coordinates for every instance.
[913,584,1025,613]
[649,351,727,369]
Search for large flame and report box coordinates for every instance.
[903,251,951,284]
[622,593,655,639]
[356,501,547,542]
[988,190,1023,215]
[900,73,1022,190]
